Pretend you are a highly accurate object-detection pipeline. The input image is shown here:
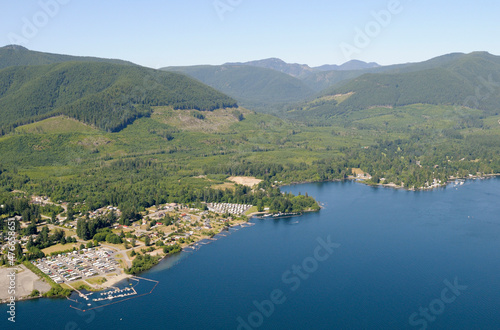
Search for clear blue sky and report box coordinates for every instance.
[1,0,499,68]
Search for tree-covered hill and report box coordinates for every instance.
[290,52,500,122]
[225,58,315,77]
[162,64,315,114]
[0,45,136,69]
[302,52,497,93]
[0,62,237,134]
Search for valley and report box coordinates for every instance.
[1,46,500,302]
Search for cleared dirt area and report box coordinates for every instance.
[0,265,51,301]
[153,107,251,133]
[227,176,262,187]
[351,168,366,176]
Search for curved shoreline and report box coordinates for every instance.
[8,174,498,305]
[280,173,500,191]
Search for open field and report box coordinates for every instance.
[44,225,77,238]
[212,182,236,190]
[15,116,96,135]
[86,276,107,285]
[245,206,258,215]
[42,243,79,255]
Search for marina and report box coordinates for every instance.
[68,276,159,312]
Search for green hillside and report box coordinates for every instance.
[162,64,315,114]
[223,58,381,92]
[0,45,135,69]
[334,68,472,109]
[1,102,499,208]
[0,50,500,211]
[0,62,237,134]
[300,69,377,92]
[303,52,495,93]
[291,52,500,123]
[225,58,315,77]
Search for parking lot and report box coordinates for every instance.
[32,248,120,284]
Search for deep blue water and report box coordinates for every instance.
[3,178,500,329]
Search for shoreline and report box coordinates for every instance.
[280,173,500,191]
[6,174,498,305]
[3,217,264,304]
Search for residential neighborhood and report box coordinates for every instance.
[0,194,255,298]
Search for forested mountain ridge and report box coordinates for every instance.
[225,58,380,77]
[0,45,136,69]
[290,52,500,122]
[225,58,315,77]
[301,52,498,92]
[0,61,237,134]
[314,60,380,72]
[162,64,315,114]
[163,52,500,108]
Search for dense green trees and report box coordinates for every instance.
[126,254,160,275]
[105,233,122,244]
[163,244,181,255]
[0,158,320,217]
[163,64,314,114]
[0,62,237,135]
[120,208,141,226]
[0,44,134,70]
[77,216,115,240]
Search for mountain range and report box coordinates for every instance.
[164,51,500,119]
[1,45,500,131]
[162,64,316,113]
[0,45,499,199]
[225,58,380,77]
[293,51,500,123]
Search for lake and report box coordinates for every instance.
[3,178,500,329]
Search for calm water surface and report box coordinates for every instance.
[3,178,500,329]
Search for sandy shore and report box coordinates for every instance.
[100,273,132,289]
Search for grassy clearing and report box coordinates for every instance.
[100,242,127,250]
[15,116,97,135]
[41,243,78,255]
[47,225,77,238]
[212,182,236,190]
[245,206,258,215]
[60,283,72,290]
[86,277,107,285]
